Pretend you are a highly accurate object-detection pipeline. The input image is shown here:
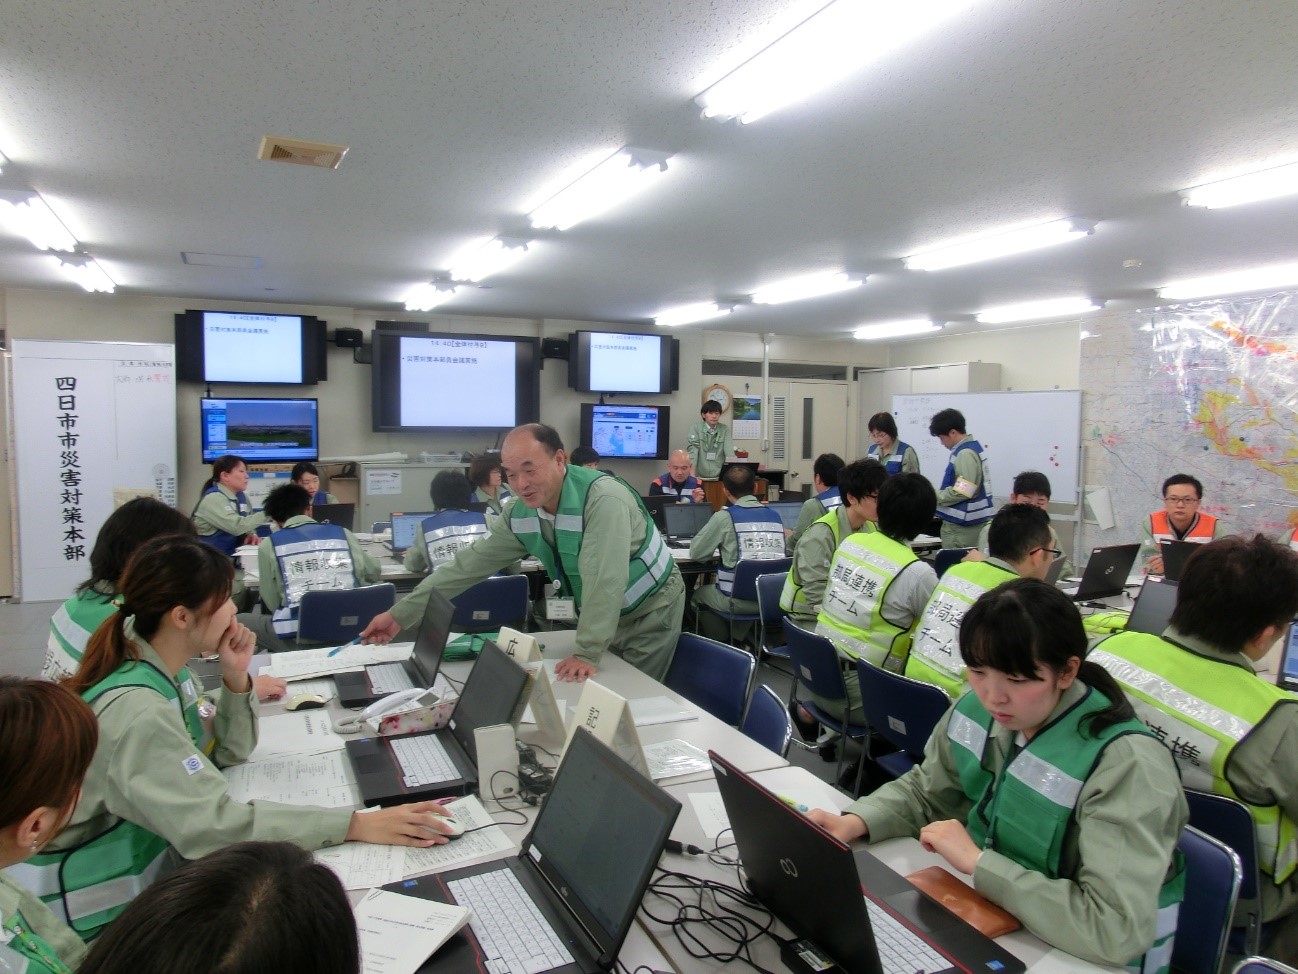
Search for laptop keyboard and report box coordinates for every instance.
[368,662,415,694]
[447,868,575,974]
[865,897,949,974]
[390,735,457,787]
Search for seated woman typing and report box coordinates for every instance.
[38,535,457,940]
[0,678,99,973]
[807,577,1187,971]
[78,841,359,974]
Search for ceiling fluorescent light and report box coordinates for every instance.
[1181,161,1298,209]
[750,270,861,305]
[448,236,531,283]
[1157,263,1298,301]
[904,218,1092,272]
[529,147,671,231]
[975,296,1102,324]
[0,189,78,252]
[695,0,970,124]
[654,302,732,327]
[403,283,459,312]
[853,319,940,340]
[50,255,115,293]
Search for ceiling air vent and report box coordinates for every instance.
[256,136,349,169]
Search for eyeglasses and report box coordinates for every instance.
[1164,495,1200,506]
[1033,546,1063,559]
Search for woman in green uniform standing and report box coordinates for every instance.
[0,678,99,973]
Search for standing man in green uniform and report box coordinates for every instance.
[686,400,733,480]
[361,424,685,682]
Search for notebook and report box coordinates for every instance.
[662,503,714,548]
[385,727,681,974]
[709,750,1025,974]
[333,589,454,709]
[388,511,437,553]
[1157,539,1199,581]
[1276,621,1298,692]
[311,502,355,532]
[1059,543,1140,601]
[346,638,528,806]
[1124,576,1179,636]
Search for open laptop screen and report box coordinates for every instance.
[528,729,679,953]
[411,589,455,684]
[1279,622,1298,691]
[1125,577,1178,636]
[391,512,435,551]
[766,501,805,531]
[662,503,713,538]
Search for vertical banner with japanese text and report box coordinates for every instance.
[10,341,176,601]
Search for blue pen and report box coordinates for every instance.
[327,636,362,657]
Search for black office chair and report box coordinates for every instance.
[740,684,792,756]
[1185,789,1266,956]
[753,571,791,674]
[695,557,792,646]
[854,659,951,780]
[783,621,871,788]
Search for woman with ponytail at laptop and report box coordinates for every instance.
[36,535,458,941]
[807,578,1187,972]
[0,679,98,973]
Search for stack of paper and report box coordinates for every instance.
[260,643,415,681]
[224,751,359,807]
[354,888,470,974]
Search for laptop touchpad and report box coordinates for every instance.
[885,889,959,932]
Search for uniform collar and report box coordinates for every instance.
[987,679,1089,748]
[281,514,317,528]
[0,875,21,931]
[985,556,1019,575]
[731,495,763,508]
[122,620,185,684]
[1160,626,1257,673]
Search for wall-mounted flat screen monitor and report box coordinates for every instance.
[371,331,541,432]
[201,397,320,463]
[568,331,679,394]
[580,404,670,460]
[176,310,327,385]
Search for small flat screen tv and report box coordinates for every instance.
[176,310,326,385]
[580,404,670,460]
[201,397,320,463]
[568,331,679,394]
[371,331,540,432]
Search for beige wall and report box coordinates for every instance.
[885,319,1082,391]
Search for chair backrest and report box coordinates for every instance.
[740,684,792,756]
[1174,825,1242,974]
[783,620,848,703]
[731,557,791,602]
[1184,790,1260,900]
[754,572,788,652]
[450,574,529,633]
[1232,959,1298,974]
[854,659,950,759]
[932,548,972,578]
[664,633,756,726]
[296,583,396,644]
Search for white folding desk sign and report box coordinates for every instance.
[513,662,566,746]
[497,627,542,663]
[563,679,650,778]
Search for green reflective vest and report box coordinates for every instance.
[1091,631,1298,884]
[508,466,672,614]
[780,509,849,617]
[0,914,74,974]
[17,661,206,939]
[906,560,1016,697]
[815,531,918,672]
[43,588,117,682]
[948,687,1184,974]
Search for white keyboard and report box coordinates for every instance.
[389,735,457,787]
[447,868,575,974]
[865,898,949,974]
[367,662,415,694]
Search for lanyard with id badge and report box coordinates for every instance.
[544,579,575,621]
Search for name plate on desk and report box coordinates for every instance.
[564,680,649,778]
[497,627,541,663]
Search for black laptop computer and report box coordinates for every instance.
[1125,576,1179,636]
[385,728,681,974]
[346,639,529,806]
[311,502,356,532]
[1060,543,1140,601]
[1157,539,1199,581]
[662,503,714,549]
[1275,622,1298,692]
[334,589,455,709]
[388,511,436,553]
[709,750,1025,974]
[640,494,675,530]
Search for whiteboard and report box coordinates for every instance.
[891,391,1083,505]
[10,340,177,602]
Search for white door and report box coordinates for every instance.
[772,381,849,498]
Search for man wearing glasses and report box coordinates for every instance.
[1142,473,1225,576]
[906,504,1059,698]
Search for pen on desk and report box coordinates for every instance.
[327,636,362,657]
[776,794,810,814]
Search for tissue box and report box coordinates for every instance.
[366,691,458,736]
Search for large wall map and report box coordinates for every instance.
[1080,292,1298,551]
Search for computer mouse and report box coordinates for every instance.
[441,816,465,839]
[285,693,327,711]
